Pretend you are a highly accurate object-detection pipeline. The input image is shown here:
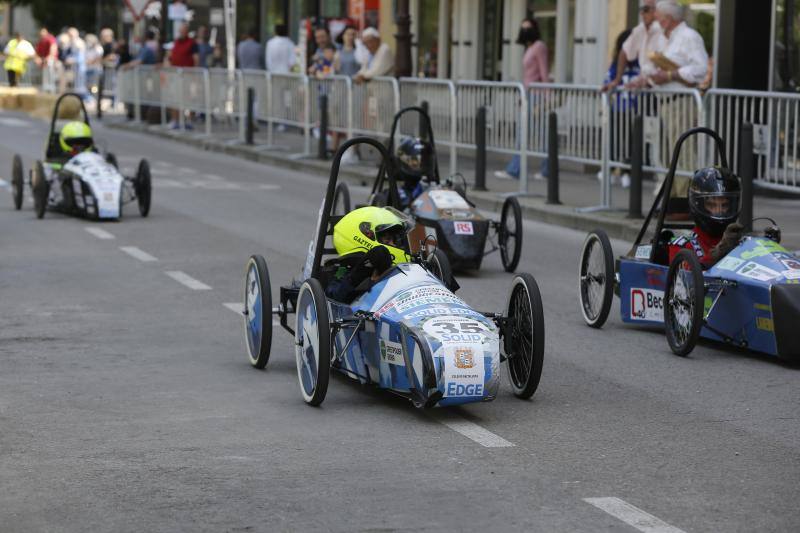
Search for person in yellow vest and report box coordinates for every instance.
[3,32,36,87]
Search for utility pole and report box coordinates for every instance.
[394,0,412,77]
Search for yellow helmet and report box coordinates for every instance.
[59,121,93,154]
[333,206,413,265]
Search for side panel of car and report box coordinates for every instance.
[619,259,668,324]
[701,281,778,356]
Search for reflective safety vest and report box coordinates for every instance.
[4,39,29,74]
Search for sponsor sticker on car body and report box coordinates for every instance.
[453,221,474,235]
[441,343,485,397]
[738,261,780,282]
[715,255,745,271]
[379,339,405,366]
[630,287,664,321]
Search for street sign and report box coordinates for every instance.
[123,0,152,21]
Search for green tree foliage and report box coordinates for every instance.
[10,0,120,33]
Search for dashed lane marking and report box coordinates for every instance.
[85,227,115,240]
[583,497,687,533]
[223,303,280,326]
[0,178,8,188]
[165,270,212,290]
[0,117,31,127]
[120,246,158,262]
[430,412,514,448]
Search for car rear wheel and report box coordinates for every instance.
[665,249,705,357]
[503,273,545,399]
[136,159,151,217]
[499,196,523,272]
[11,154,23,210]
[578,230,615,328]
[32,161,48,219]
[244,255,273,369]
[333,182,351,215]
[295,278,331,406]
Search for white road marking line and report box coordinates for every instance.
[223,302,244,313]
[165,271,212,290]
[431,413,514,448]
[258,184,281,190]
[0,178,8,188]
[85,227,115,240]
[119,246,158,262]
[203,173,225,181]
[583,498,686,533]
[0,117,30,127]
[223,303,280,325]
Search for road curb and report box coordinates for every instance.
[106,121,644,242]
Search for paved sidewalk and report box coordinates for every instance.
[105,116,800,250]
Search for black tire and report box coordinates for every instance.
[295,278,331,406]
[503,273,545,399]
[426,248,454,290]
[105,152,118,170]
[32,161,48,219]
[664,249,705,357]
[135,159,151,217]
[499,196,523,272]
[244,255,273,369]
[11,154,23,210]
[578,230,615,328]
[333,182,351,215]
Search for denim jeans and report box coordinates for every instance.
[505,154,548,179]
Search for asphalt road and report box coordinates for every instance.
[1,111,798,533]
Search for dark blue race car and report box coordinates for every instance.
[578,128,800,361]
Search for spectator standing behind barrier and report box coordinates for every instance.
[237,27,263,70]
[604,0,665,93]
[308,26,339,75]
[2,32,35,87]
[34,27,58,91]
[634,0,708,197]
[266,24,296,73]
[64,29,88,99]
[495,19,548,181]
[335,26,361,77]
[122,31,158,69]
[85,34,104,100]
[196,26,213,68]
[165,23,198,130]
[353,28,393,82]
[601,29,640,188]
[265,24,296,134]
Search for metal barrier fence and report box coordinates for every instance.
[114,66,800,196]
[398,78,457,174]
[704,88,800,193]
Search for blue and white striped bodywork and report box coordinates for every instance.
[329,263,501,406]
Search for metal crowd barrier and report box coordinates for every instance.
[456,80,528,191]
[704,88,800,193]
[351,76,399,139]
[114,66,800,197]
[398,78,457,175]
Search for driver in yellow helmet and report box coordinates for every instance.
[326,206,413,302]
[59,121,94,157]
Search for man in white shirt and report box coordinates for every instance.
[642,1,709,195]
[354,28,394,83]
[644,0,709,90]
[265,24,296,74]
[602,0,665,92]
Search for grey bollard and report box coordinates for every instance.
[474,106,487,191]
[318,93,328,159]
[546,112,560,204]
[420,100,429,141]
[628,115,644,218]
[245,87,255,145]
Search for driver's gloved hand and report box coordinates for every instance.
[711,222,744,262]
[363,245,393,275]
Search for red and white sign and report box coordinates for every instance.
[630,288,664,321]
[124,0,152,21]
[454,221,474,235]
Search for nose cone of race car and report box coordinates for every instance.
[436,219,490,271]
[771,284,800,363]
[417,315,501,406]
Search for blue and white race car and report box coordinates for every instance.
[578,127,800,362]
[10,92,151,220]
[241,138,545,407]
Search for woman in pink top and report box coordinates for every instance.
[496,20,550,180]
